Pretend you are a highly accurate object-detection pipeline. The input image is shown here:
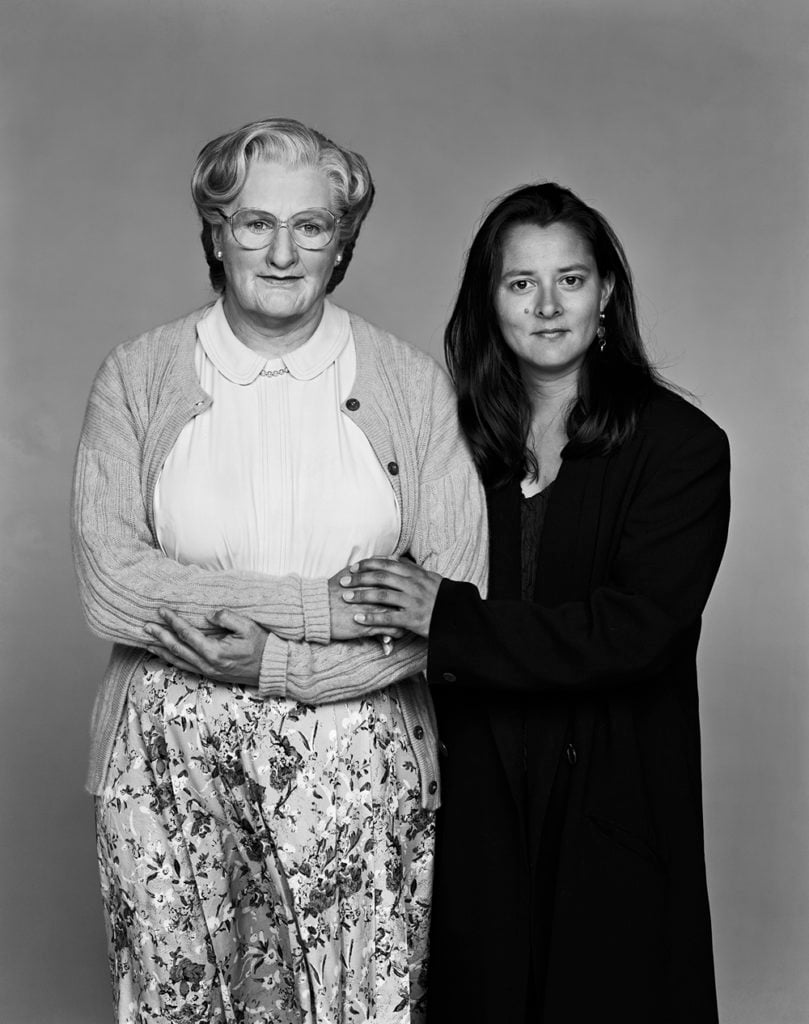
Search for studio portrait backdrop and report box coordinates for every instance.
[1,1,807,1022]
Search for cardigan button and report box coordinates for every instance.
[346,398,360,411]
[413,725,425,740]
[428,780,438,795]
[565,742,577,766]
[442,671,457,683]
[387,461,399,476]
[438,741,449,758]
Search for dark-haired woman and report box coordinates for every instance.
[338,183,730,1023]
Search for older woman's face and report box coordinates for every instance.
[494,221,613,384]
[213,159,341,340]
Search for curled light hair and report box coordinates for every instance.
[191,117,375,293]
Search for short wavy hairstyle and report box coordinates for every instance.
[191,117,375,294]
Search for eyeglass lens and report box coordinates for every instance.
[230,208,336,250]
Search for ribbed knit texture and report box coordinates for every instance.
[72,306,488,807]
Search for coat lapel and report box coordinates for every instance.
[535,452,609,604]
[484,481,526,808]
[527,452,610,863]
[485,480,522,601]
[485,454,610,846]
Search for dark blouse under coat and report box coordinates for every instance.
[425,385,730,1024]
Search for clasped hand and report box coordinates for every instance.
[143,558,442,682]
[336,556,443,639]
[143,608,268,685]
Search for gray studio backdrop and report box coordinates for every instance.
[1,1,807,1021]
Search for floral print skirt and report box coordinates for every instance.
[96,658,434,1024]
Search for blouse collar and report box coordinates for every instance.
[197,298,351,385]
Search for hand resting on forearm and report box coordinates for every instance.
[337,556,444,639]
[146,568,406,684]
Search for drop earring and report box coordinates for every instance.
[215,250,223,260]
[597,312,606,353]
[335,253,343,265]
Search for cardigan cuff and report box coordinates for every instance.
[301,577,331,644]
[258,633,289,699]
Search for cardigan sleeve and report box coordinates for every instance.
[71,351,330,649]
[427,419,730,694]
[257,369,489,702]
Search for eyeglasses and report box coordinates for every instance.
[214,207,341,251]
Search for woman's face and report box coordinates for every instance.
[493,221,614,384]
[212,159,342,340]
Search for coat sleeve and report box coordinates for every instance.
[258,367,490,702]
[427,419,730,694]
[71,350,330,649]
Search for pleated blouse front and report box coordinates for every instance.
[154,297,400,576]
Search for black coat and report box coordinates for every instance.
[425,387,730,1024]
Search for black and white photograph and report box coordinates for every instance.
[0,1,807,1022]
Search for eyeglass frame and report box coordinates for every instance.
[212,206,343,252]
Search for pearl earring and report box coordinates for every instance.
[215,250,223,260]
[335,254,343,265]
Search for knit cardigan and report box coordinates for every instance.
[71,305,489,806]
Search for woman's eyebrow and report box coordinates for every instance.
[556,263,592,274]
[502,262,592,277]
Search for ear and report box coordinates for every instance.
[600,273,615,311]
[210,221,225,253]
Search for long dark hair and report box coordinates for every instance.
[444,182,664,487]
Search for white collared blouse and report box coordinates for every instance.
[154,298,400,577]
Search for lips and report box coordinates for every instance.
[533,329,568,337]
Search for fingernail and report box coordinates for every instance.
[340,575,352,586]
[354,613,366,623]
[343,591,354,601]
[349,563,360,572]
[144,625,155,636]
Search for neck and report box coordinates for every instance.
[521,367,578,490]
[222,295,326,357]
[521,365,580,421]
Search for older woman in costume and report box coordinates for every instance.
[72,117,486,1023]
